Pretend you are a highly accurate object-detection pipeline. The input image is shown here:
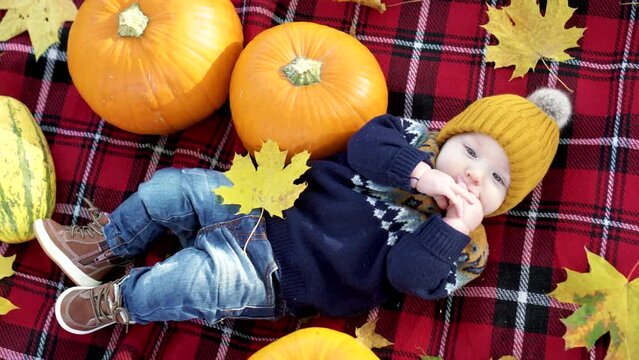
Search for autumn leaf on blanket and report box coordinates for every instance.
[355,319,393,349]
[214,139,310,218]
[482,0,585,80]
[334,0,387,13]
[548,249,638,360]
[0,0,78,59]
[0,254,18,315]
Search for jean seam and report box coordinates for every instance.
[133,303,276,319]
[125,210,197,244]
[122,221,155,248]
[156,216,198,232]
[262,262,278,304]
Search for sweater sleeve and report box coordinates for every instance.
[347,114,433,190]
[386,215,470,299]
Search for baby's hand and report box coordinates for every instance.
[442,181,482,235]
[413,168,476,207]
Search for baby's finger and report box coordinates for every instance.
[446,191,463,212]
[455,195,464,217]
[433,195,449,209]
[451,183,476,204]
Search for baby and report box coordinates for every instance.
[34,87,571,334]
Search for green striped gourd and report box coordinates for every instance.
[0,96,56,243]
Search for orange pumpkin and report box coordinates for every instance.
[67,0,243,134]
[249,327,379,360]
[230,22,388,159]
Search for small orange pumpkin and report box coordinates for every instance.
[67,0,243,134]
[230,22,388,159]
[249,327,379,360]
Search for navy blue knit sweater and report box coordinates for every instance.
[265,114,470,317]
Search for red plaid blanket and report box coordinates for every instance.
[1,0,638,359]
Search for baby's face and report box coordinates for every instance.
[435,132,510,215]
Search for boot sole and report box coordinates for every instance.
[34,219,102,287]
[55,286,116,335]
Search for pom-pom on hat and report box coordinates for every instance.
[436,87,571,217]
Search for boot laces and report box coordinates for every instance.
[65,197,105,238]
[90,281,131,333]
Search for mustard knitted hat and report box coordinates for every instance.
[436,88,571,217]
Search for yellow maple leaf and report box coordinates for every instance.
[482,0,585,80]
[0,0,78,59]
[0,254,18,315]
[355,319,393,349]
[548,248,638,360]
[334,0,387,13]
[214,139,310,219]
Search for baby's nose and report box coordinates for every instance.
[465,169,483,185]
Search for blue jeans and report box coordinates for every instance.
[102,168,283,325]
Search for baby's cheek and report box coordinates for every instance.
[480,188,502,215]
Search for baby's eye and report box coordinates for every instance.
[464,145,477,158]
[493,172,505,186]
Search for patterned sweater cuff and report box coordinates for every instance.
[415,215,470,262]
[388,146,430,189]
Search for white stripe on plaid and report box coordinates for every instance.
[209,120,235,170]
[104,324,125,360]
[511,211,639,234]
[215,319,235,360]
[72,119,106,224]
[39,125,233,169]
[402,0,431,119]
[239,0,248,25]
[476,0,500,100]
[592,6,636,360]
[236,6,285,23]
[14,271,61,288]
[601,6,636,259]
[366,306,380,324]
[202,319,280,343]
[31,39,68,360]
[455,286,579,311]
[548,61,559,89]
[560,137,639,149]
[512,60,559,358]
[513,184,543,359]
[0,42,37,54]
[149,322,169,360]
[36,281,64,358]
[564,58,639,70]
[349,3,362,37]
[0,347,45,360]
[144,136,168,182]
[284,0,298,23]
[33,43,60,123]
[0,42,67,61]
[438,296,453,358]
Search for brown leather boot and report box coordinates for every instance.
[34,198,130,287]
[55,277,133,334]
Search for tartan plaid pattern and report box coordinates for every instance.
[1,0,638,359]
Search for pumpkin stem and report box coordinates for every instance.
[118,3,149,37]
[281,57,322,86]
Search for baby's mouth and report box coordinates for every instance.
[455,174,470,188]
[456,174,480,198]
